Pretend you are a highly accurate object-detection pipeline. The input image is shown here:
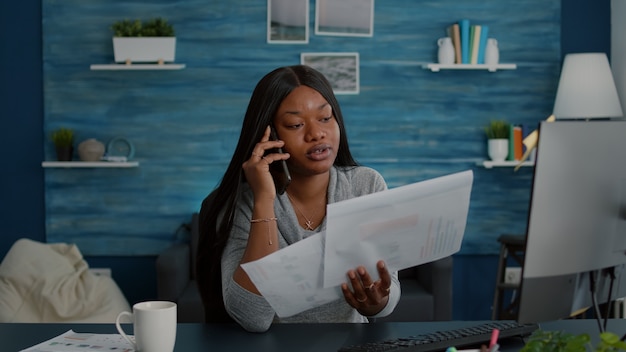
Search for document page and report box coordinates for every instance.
[323,169,473,287]
[20,330,133,352]
[241,170,473,317]
[241,232,343,318]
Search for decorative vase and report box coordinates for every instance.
[78,138,106,162]
[488,139,509,162]
[55,145,73,162]
[437,37,455,65]
[485,38,499,65]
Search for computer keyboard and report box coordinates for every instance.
[338,321,539,352]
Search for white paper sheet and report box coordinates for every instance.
[323,170,473,287]
[241,232,343,318]
[20,330,134,352]
[241,169,473,317]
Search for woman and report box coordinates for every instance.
[197,65,400,332]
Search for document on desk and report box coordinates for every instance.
[20,329,133,352]
[241,170,473,317]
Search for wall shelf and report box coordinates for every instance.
[42,161,139,168]
[479,160,533,169]
[423,63,517,72]
[90,64,186,71]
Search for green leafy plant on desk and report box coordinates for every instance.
[521,330,626,352]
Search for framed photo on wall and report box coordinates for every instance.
[301,52,360,94]
[315,0,374,37]
[267,0,309,44]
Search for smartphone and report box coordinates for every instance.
[267,126,291,195]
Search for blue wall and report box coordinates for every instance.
[0,0,611,319]
[42,0,559,257]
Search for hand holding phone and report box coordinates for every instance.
[268,126,291,195]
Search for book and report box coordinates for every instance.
[470,25,481,64]
[449,23,462,64]
[508,124,515,161]
[513,125,523,160]
[477,25,489,64]
[460,19,470,64]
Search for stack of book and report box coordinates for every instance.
[447,19,491,64]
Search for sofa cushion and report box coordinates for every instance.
[0,238,130,323]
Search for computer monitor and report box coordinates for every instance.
[517,119,626,324]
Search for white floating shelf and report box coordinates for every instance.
[42,161,139,168]
[90,63,186,70]
[479,160,534,169]
[423,63,517,72]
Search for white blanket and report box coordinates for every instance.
[0,238,130,323]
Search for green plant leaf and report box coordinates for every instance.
[484,119,510,139]
[111,18,174,37]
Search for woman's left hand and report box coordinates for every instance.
[341,260,392,315]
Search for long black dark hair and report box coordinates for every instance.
[196,65,358,322]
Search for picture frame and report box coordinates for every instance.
[267,0,309,44]
[315,0,374,37]
[301,52,360,95]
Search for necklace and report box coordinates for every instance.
[286,192,318,230]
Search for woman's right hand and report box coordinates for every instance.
[242,126,290,201]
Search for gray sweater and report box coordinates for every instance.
[221,166,401,332]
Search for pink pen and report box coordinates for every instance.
[489,328,500,349]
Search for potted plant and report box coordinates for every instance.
[484,119,510,162]
[50,128,75,161]
[111,17,176,64]
[521,329,626,351]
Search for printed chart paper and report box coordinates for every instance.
[20,330,134,352]
[323,170,473,288]
[242,170,473,317]
[241,232,343,317]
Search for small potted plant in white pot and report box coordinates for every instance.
[111,17,176,65]
[484,119,510,162]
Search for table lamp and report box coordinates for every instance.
[514,52,623,171]
[552,52,623,119]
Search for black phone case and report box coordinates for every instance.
[268,127,291,195]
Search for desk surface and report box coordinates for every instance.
[4,320,626,352]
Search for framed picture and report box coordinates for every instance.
[267,0,309,44]
[315,0,374,37]
[301,52,360,95]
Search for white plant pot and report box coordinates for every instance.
[113,37,176,64]
[488,139,509,162]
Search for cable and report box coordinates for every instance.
[602,267,616,332]
[589,271,605,333]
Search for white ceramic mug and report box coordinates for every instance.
[115,301,177,352]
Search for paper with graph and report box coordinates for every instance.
[242,169,473,317]
[322,169,473,287]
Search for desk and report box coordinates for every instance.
[4,320,626,351]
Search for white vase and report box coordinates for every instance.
[437,37,455,65]
[488,139,508,162]
[78,138,105,162]
[485,38,499,65]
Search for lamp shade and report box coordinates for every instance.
[552,53,623,119]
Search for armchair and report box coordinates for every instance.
[156,213,204,323]
[375,256,453,322]
[156,213,453,323]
